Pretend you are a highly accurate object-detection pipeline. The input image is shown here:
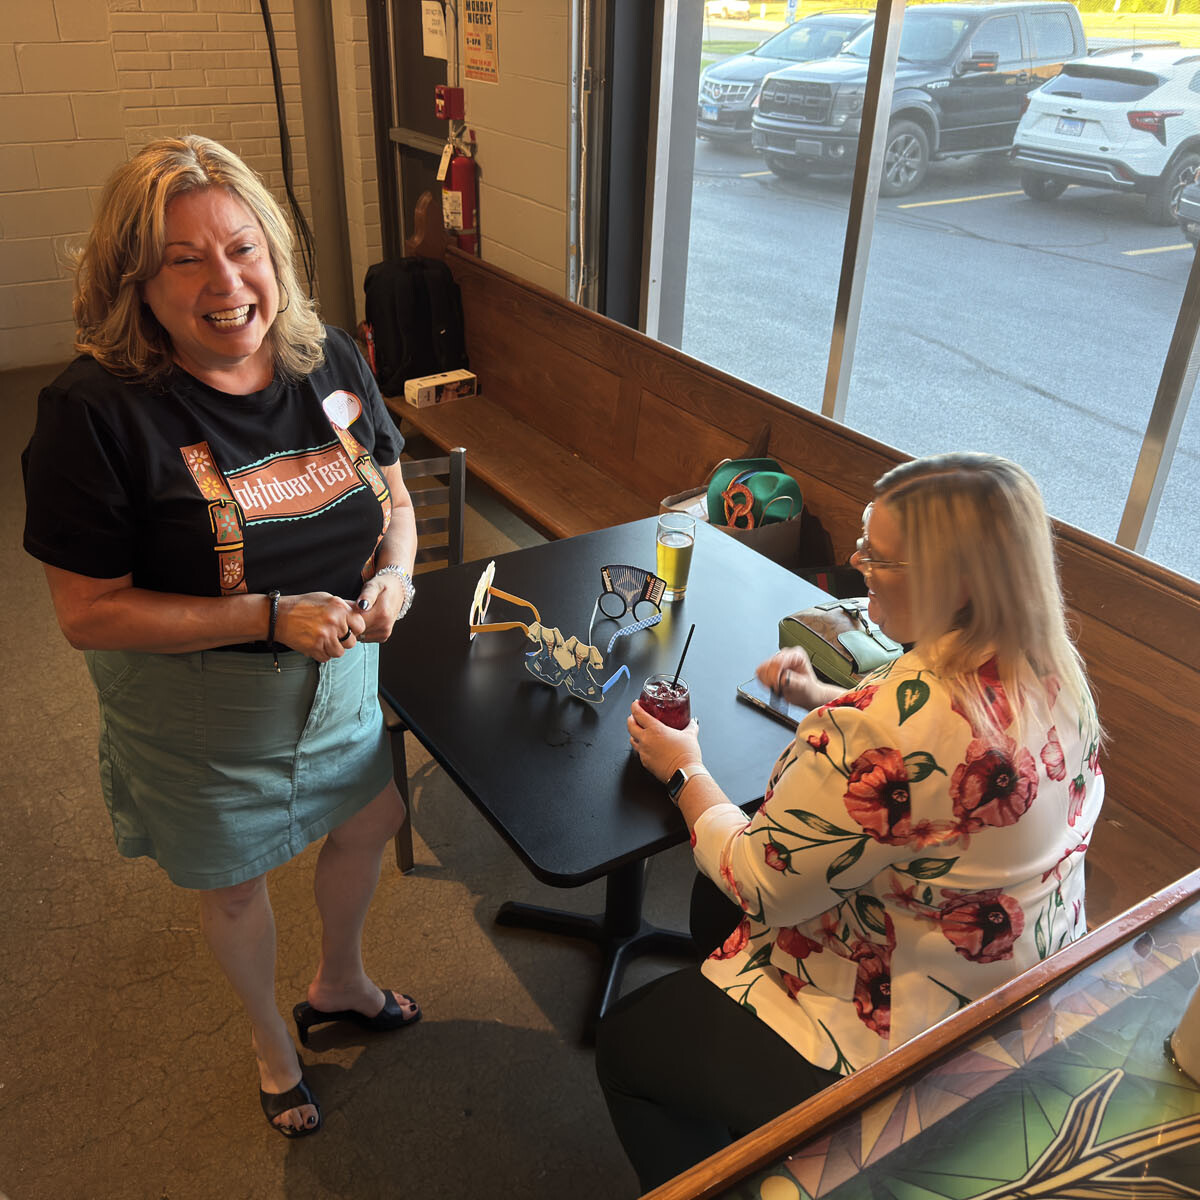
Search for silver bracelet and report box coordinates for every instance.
[375,563,416,619]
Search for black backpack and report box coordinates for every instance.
[362,258,469,395]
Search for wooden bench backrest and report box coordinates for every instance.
[440,244,1200,861]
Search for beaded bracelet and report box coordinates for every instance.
[267,589,281,673]
[374,564,416,619]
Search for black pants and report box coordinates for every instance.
[595,875,841,1193]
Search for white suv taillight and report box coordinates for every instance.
[1128,109,1183,145]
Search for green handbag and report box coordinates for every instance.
[706,458,803,529]
[778,598,902,689]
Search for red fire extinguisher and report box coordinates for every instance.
[444,142,478,256]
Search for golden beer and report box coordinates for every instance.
[656,522,695,600]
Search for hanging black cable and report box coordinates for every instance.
[258,0,318,297]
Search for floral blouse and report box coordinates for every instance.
[692,648,1103,1075]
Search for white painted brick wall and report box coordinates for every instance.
[1,0,311,370]
[0,0,572,367]
[462,0,569,292]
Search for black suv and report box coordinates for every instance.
[751,2,1086,196]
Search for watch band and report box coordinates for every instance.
[667,764,711,804]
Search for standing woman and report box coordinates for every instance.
[23,135,421,1138]
[600,453,1104,1190]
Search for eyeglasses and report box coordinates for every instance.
[588,564,665,654]
[853,536,910,576]
[469,560,542,639]
[467,562,630,704]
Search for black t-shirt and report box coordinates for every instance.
[22,325,403,603]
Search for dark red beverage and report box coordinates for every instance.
[639,674,691,729]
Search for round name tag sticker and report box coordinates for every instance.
[322,390,363,428]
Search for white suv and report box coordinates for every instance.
[1012,46,1200,224]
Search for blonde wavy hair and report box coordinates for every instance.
[73,134,324,383]
[873,452,1098,742]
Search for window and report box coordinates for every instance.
[968,16,1022,66]
[665,6,1199,581]
[1027,10,1077,60]
[1044,65,1161,101]
[840,13,971,66]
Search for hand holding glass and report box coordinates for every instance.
[639,674,691,729]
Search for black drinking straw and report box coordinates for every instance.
[672,624,696,689]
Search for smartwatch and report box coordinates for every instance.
[666,764,711,805]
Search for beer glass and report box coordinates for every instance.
[656,513,696,601]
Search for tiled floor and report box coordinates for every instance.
[2,364,694,1200]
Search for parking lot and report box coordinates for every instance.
[681,135,1200,580]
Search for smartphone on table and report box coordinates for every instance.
[735,676,809,730]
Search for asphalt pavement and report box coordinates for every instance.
[680,137,1200,581]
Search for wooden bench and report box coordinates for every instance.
[383,195,1200,927]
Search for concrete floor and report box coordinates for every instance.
[1,364,695,1200]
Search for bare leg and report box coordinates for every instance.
[307,780,417,1017]
[197,875,318,1133]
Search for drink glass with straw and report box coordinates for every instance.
[640,624,696,730]
[656,513,696,601]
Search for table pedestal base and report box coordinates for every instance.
[495,859,695,1040]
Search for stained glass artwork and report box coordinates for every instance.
[726,906,1200,1199]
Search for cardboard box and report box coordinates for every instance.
[403,369,477,407]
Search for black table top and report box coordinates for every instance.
[378,518,830,886]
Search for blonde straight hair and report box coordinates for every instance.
[874,452,1098,743]
[73,134,324,383]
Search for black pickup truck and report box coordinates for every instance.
[750,1,1086,196]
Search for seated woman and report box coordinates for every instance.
[596,452,1103,1191]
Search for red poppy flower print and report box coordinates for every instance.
[807,730,830,754]
[939,888,1025,963]
[951,657,1014,734]
[1040,728,1066,781]
[777,925,822,960]
[851,940,892,1037]
[1042,840,1087,883]
[820,685,879,714]
[711,917,750,960]
[764,841,789,872]
[719,861,746,910]
[1068,776,1086,826]
[950,736,1038,831]
[782,972,808,1000]
[844,748,912,844]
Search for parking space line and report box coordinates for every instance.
[898,190,1023,208]
[740,170,773,178]
[1123,244,1192,256]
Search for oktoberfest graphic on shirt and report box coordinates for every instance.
[22,326,401,610]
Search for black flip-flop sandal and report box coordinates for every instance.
[293,990,421,1047]
[260,1076,322,1138]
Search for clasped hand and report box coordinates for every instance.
[627,702,702,784]
[275,575,406,661]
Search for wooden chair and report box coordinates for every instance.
[384,446,467,872]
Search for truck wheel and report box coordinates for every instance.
[879,120,929,198]
[765,154,806,181]
[1145,151,1200,226]
[1021,170,1067,202]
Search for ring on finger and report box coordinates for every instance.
[338,629,353,642]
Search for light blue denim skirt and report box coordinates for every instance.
[84,641,393,890]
